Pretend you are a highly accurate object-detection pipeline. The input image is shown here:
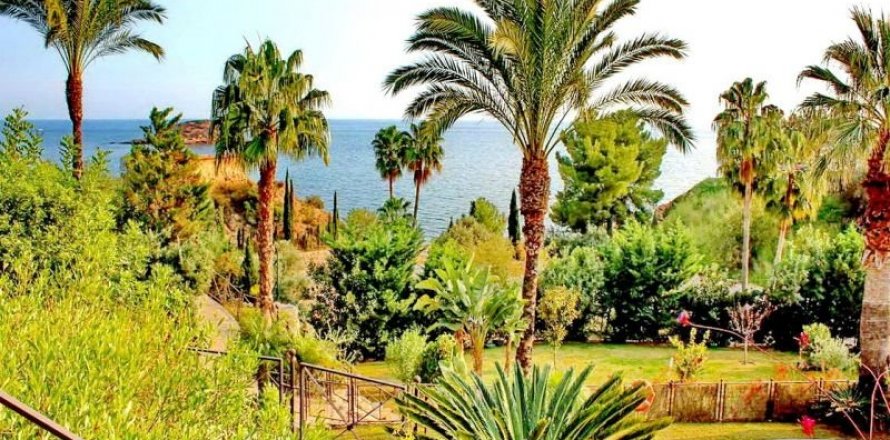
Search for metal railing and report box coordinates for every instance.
[0,390,82,440]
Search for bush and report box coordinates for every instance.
[416,334,458,383]
[598,221,702,342]
[766,226,865,349]
[0,152,294,437]
[469,197,507,234]
[539,287,581,360]
[670,266,749,346]
[801,323,858,372]
[669,328,710,381]
[426,216,522,280]
[309,209,424,360]
[385,329,429,383]
[540,246,605,339]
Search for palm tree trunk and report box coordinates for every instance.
[65,70,84,179]
[471,331,484,374]
[516,156,550,372]
[741,179,753,291]
[774,217,791,265]
[257,159,278,320]
[859,130,890,389]
[504,337,513,372]
[388,177,394,199]
[413,178,421,227]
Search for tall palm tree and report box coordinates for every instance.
[0,0,166,179]
[406,120,444,225]
[799,7,890,384]
[713,78,783,290]
[766,110,829,264]
[385,0,693,370]
[372,125,409,198]
[212,40,331,319]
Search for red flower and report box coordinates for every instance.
[800,416,817,438]
[677,311,691,327]
[798,332,811,350]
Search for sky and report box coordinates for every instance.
[0,0,887,137]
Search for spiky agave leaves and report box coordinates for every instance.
[397,364,670,440]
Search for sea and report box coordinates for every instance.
[31,119,718,236]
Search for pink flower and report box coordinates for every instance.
[797,332,811,350]
[800,416,816,438]
[677,311,691,327]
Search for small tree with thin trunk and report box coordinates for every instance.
[727,300,774,364]
[538,286,580,364]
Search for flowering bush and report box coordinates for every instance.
[800,323,858,372]
[669,328,710,381]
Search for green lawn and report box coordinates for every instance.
[352,423,843,439]
[354,342,851,385]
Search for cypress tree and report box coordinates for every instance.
[241,235,253,296]
[332,191,339,239]
[508,189,521,245]
[283,171,292,241]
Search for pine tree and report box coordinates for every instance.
[508,189,521,245]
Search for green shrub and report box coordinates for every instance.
[385,329,429,383]
[540,246,605,339]
[598,221,702,342]
[801,323,858,372]
[539,287,581,361]
[416,334,458,383]
[669,328,710,381]
[309,209,424,360]
[426,216,522,280]
[766,226,865,349]
[469,197,506,234]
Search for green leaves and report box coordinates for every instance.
[397,363,670,440]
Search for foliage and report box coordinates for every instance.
[663,177,780,278]
[406,120,444,222]
[416,334,459,384]
[669,328,710,381]
[236,306,342,368]
[541,246,606,340]
[309,209,424,360]
[416,258,523,373]
[469,197,506,234]
[426,215,522,280]
[669,266,743,346]
[0,106,42,161]
[553,111,667,232]
[598,221,702,342]
[508,189,521,245]
[0,154,295,438]
[801,324,858,372]
[386,328,429,383]
[397,364,670,440]
[766,226,865,349]
[538,286,581,360]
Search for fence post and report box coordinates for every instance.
[299,363,307,439]
[286,350,298,436]
[766,379,775,421]
[716,380,723,422]
[278,358,284,405]
[668,381,675,417]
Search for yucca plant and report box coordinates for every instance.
[386,0,693,370]
[397,363,669,440]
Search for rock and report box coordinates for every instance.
[179,120,213,145]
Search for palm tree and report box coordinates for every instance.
[766,110,829,264]
[372,125,409,198]
[713,79,783,290]
[406,120,444,225]
[799,7,890,384]
[416,258,523,373]
[397,363,670,440]
[0,0,166,179]
[385,0,693,370]
[212,40,331,319]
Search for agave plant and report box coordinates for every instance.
[397,364,669,440]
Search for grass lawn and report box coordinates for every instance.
[354,342,851,385]
[351,423,844,439]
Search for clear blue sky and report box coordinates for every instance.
[0,0,886,131]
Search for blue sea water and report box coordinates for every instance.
[31,119,717,236]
